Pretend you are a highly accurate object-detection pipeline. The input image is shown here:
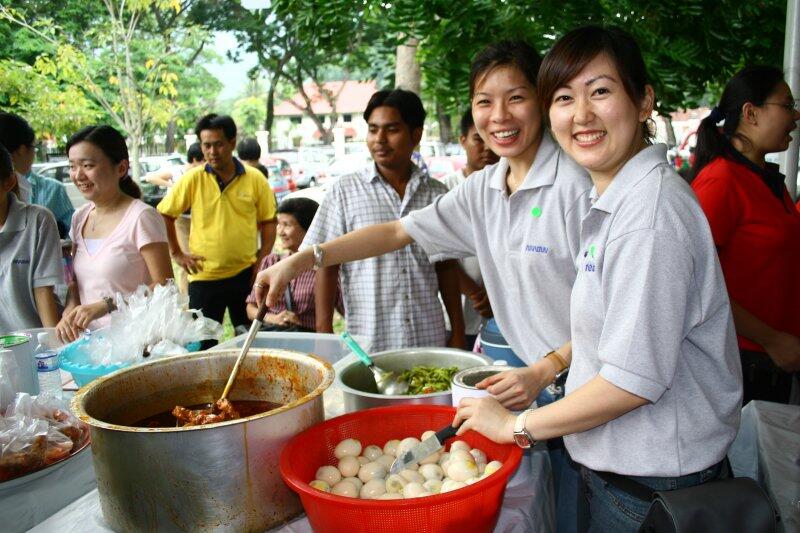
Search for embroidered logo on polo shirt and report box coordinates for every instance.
[524,244,549,254]
[12,258,30,265]
[582,244,598,272]
[530,206,542,217]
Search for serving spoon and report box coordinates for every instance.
[340,332,408,395]
[174,302,268,427]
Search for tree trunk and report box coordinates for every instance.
[165,119,176,153]
[129,135,141,181]
[395,37,421,95]
[436,102,453,143]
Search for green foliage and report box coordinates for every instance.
[0,59,102,140]
[232,96,266,137]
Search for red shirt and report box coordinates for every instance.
[692,156,800,351]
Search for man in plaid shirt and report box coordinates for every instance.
[303,89,464,352]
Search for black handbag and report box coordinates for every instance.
[639,477,779,533]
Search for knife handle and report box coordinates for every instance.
[435,422,461,444]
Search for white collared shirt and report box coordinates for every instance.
[302,164,449,352]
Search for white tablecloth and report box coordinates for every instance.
[729,400,800,533]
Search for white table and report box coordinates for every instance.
[729,400,800,533]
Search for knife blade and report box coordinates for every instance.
[389,423,461,475]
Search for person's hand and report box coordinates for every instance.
[453,396,515,444]
[763,331,800,372]
[173,251,205,275]
[476,364,551,410]
[55,302,107,343]
[254,254,305,307]
[266,310,301,327]
[469,288,493,318]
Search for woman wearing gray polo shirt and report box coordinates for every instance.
[453,26,742,531]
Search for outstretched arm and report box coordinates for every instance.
[254,220,413,306]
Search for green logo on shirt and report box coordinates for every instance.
[589,244,596,258]
[530,206,542,217]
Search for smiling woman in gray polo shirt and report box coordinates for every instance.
[0,143,62,334]
[452,26,743,532]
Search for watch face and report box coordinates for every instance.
[513,432,532,449]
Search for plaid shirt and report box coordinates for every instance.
[27,171,74,234]
[302,164,449,352]
[246,252,343,330]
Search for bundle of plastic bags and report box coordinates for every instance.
[0,393,88,482]
[80,280,223,366]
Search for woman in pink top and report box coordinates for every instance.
[55,126,173,342]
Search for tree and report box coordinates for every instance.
[1,0,219,176]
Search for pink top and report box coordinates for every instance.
[70,199,168,329]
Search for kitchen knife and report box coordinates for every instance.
[389,422,461,475]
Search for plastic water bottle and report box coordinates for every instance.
[35,332,62,398]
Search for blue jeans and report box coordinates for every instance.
[580,462,725,532]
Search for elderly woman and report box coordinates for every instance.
[246,197,341,331]
[55,126,173,342]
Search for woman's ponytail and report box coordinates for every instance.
[119,174,142,199]
[691,111,729,180]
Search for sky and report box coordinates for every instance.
[206,32,259,101]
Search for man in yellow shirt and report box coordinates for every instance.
[158,114,276,331]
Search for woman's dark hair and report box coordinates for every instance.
[537,25,653,142]
[277,197,319,232]
[0,143,13,184]
[66,125,141,199]
[692,66,785,179]
[195,113,237,140]
[363,89,426,131]
[469,40,542,99]
[186,142,203,163]
[237,138,261,161]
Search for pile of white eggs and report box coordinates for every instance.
[309,431,503,500]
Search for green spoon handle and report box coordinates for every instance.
[341,332,374,367]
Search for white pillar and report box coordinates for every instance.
[256,130,270,157]
[184,134,197,150]
[333,126,346,158]
[781,0,800,198]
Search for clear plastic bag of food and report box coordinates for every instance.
[5,393,88,448]
[0,351,20,413]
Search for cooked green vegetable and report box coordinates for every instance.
[397,366,460,395]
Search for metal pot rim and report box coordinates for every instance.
[71,348,334,433]
[335,347,491,400]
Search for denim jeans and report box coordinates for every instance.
[580,461,726,532]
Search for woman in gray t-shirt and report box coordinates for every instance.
[453,26,742,532]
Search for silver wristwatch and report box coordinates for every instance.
[311,244,324,271]
[513,409,536,449]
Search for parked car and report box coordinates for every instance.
[274,149,333,188]
[316,154,373,185]
[424,156,466,180]
[264,156,297,193]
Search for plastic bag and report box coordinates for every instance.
[5,393,87,447]
[80,281,223,366]
[0,393,81,482]
[0,351,20,413]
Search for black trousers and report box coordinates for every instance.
[740,349,794,405]
[188,267,252,338]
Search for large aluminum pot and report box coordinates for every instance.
[71,348,333,532]
[336,347,491,413]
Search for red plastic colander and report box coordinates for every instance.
[279,405,523,533]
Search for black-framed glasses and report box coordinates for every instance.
[764,100,800,111]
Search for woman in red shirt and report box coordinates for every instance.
[692,66,800,404]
